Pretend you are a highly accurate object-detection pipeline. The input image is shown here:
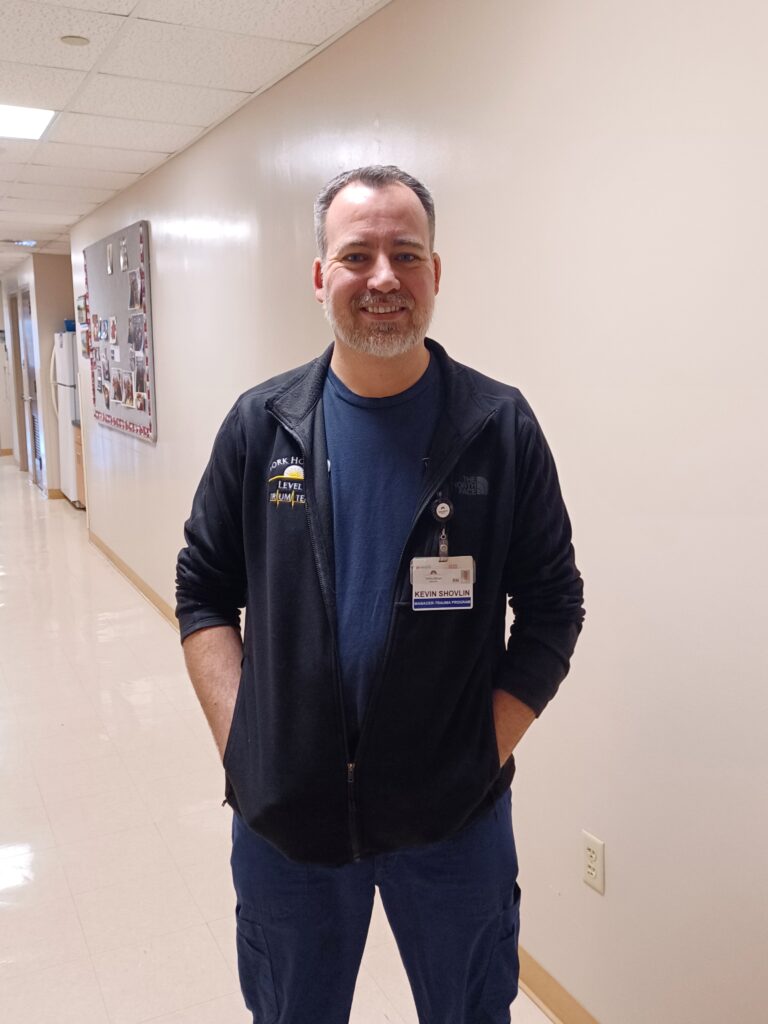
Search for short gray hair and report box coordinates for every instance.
[314,165,435,259]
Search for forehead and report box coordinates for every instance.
[325,182,430,247]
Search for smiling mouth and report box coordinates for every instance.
[356,295,412,315]
[360,304,406,314]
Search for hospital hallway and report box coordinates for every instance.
[0,455,551,1024]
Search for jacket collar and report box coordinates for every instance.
[267,338,498,452]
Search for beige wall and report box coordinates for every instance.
[1,254,74,486]
[69,1,767,1021]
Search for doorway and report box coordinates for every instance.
[7,293,29,473]
[19,289,42,488]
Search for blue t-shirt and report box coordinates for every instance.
[322,356,441,734]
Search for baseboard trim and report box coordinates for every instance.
[0,448,12,456]
[519,947,599,1024]
[89,529,179,631]
[47,488,65,499]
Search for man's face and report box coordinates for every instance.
[313,182,441,358]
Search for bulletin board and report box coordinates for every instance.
[83,220,157,442]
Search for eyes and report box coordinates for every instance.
[341,251,421,265]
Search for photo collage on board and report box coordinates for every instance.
[88,232,149,419]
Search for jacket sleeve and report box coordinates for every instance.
[175,403,248,643]
[494,403,585,715]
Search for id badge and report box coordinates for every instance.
[410,555,475,611]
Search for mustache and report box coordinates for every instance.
[354,293,414,309]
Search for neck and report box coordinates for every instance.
[329,341,430,398]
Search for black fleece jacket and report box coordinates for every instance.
[175,340,584,865]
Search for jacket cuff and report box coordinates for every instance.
[177,610,241,645]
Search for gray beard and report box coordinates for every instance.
[324,303,432,359]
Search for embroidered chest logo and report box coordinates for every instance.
[268,456,306,508]
[454,475,489,497]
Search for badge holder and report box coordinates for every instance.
[410,497,475,610]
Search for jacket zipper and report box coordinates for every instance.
[267,411,362,861]
[353,409,498,766]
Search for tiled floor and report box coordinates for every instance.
[0,455,551,1024]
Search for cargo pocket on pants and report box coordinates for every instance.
[481,882,521,1020]
[236,915,279,1024]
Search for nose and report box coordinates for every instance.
[367,254,400,292]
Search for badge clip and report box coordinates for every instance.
[438,527,449,561]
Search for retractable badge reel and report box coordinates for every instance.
[430,497,453,560]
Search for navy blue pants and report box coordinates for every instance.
[230,791,520,1024]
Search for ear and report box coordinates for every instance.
[312,258,325,304]
[432,252,442,295]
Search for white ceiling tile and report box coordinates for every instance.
[0,207,78,225]
[5,180,114,204]
[0,214,71,233]
[136,0,390,45]
[0,2,126,71]
[72,73,248,126]
[33,140,166,172]
[36,241,71,255]
[0,139,38,162]
[47,111,198,151]
[14,162,140,190]
[107,18,310,91]
[0,163,22,181]
[0,194,95,216]
[23,0,137,13]
[0,60,85,109]
[0,226,59,240]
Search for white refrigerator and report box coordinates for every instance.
[51,331,81,505]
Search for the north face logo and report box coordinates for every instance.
[455,475,489,496]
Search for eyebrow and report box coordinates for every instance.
[336,237,427,252]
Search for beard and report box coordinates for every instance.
[324,292,433,359]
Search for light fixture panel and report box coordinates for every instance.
[0,104,55,141]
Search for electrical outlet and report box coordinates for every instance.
[582,830,605,894]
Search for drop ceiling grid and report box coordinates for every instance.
[71,74,249,126]
[0,0,394,265]
[5,181,116,204]
[23,0,139,13]
[12,163,140,189]
[0,223,62,237]
[48,110,200,151]
[0,207,76,223]
[105,18,312,92]
[0,139,38,162]
[133,0,388,46]
[0,194,97,215]
[0,1,125,70]
[0,60,86,109]
[32,140,168,172]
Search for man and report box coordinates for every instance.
[176,165,584,1024]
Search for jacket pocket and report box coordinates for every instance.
[235,915,278,1023]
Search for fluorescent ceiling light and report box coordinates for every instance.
[0,104,55,141]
